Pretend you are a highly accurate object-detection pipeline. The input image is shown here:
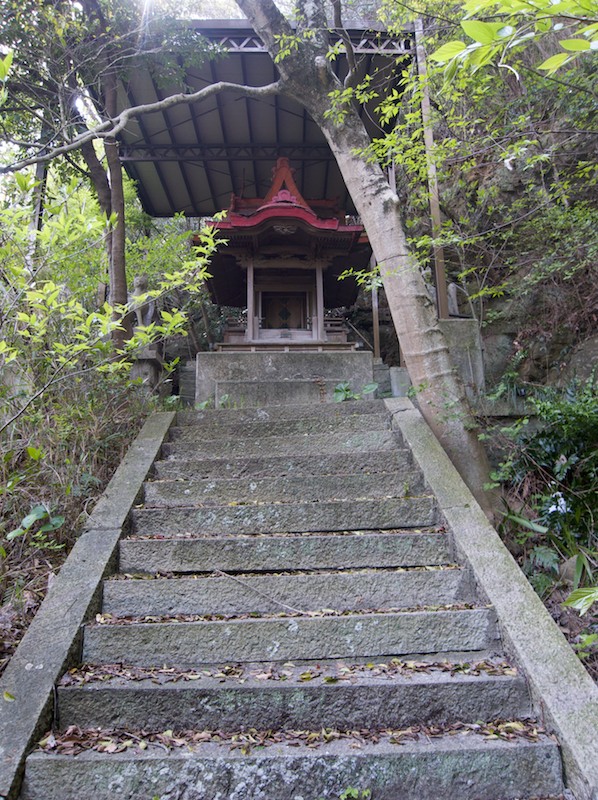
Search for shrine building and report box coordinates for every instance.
[202,157,371,351]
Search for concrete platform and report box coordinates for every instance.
[195,351,374,405]
[176,400,387,426]
[169,410,390,440]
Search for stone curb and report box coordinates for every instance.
[85,413,175,531]
[0,412,174,800]
[385,397,598,800]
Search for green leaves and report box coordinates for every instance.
[0,50,13,81]
[461,20,506,44]
[537,52,575,72]
[430,41,468,62]
[564,587,598,615]
[561,38,593,51]
[430,0,598,77]
[7,504,64,541]
[0,50,12,105]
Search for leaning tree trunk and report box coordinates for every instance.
[236,0,494,515]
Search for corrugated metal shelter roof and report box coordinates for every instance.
[117,20,412,217]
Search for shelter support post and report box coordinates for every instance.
[370,256,381,360]
[316,263,325,340]
[246,259,255,341]
[415,18,449,320]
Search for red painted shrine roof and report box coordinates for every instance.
[215,158,366,245]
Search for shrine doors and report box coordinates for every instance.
[261,292,308,330]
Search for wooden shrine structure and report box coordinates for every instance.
[201,158,372,351]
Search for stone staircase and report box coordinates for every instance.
[20,400,565,799]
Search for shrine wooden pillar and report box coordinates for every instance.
[246,259,255,341]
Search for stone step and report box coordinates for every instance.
[143,472,425,508]
[161,429,399,459]
[170,412,390,442]
[152,449,412,480]
[103,568,471,617]
[22,733,563,800]
[56,666,530,730]
[118,530,452,574]
[83,608,498,667]
[223,378,359,408]
[215,378,351,407]
[176,399,386,426]
[130,496,438,536]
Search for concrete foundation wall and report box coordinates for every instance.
[439,319,485,398]
[195,351,374,405]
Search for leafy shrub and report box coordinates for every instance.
[493,376,597,603]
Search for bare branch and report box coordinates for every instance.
[1,80,282,173]
[331,0,358,87]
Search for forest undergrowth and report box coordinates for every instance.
[0,377,154,676]
[482,376,598,681]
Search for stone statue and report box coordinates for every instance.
[129,274,157,327]
[448,282,460,317]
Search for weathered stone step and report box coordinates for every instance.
[119,530,452,573]
[143,472,425,508]
[83,608,498,666]
[22,733,563,800]
[161,429,399,459]
[177,400,386,426]
[169,411,391,441]
[152,449,412,480]
[103,568,470,617]
[57,668,530,730]
[214,378,356,407]
[130,496,438,536]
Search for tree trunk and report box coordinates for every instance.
[103,69,131,346]
[235,0,494,515]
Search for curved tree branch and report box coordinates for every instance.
[1,80,282,173]
[331,0,358,88]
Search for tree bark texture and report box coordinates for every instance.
[235,0,494,514]
[104,69,131,345]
